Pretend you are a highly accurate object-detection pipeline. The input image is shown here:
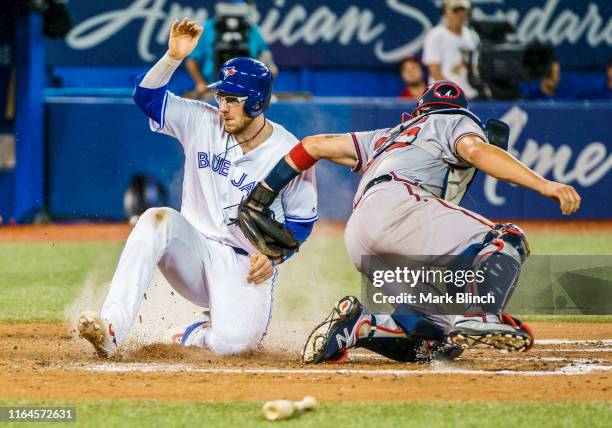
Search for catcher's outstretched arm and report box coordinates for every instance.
[263,135,356,192]
[457,134,581,215]
[294,134,357,168]
[237,135,344,259]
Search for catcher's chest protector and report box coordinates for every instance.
[406,109,502,205]
[411,139,477,206]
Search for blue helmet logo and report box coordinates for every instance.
[222,67,238,79]
[208,57,273,117]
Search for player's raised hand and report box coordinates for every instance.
[540,180,582,215]
[168,18,203,61]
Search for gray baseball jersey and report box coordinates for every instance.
[350,113,487,207]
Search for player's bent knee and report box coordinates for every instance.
[136,207,180,231]
[206,337,256,356]
[208,340,251,356]
[206,328,264,356]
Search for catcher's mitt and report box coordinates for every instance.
[237,183,300,258]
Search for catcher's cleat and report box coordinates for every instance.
[302,296,370,364]
[500,312,535,351]
[448,312,534,352]
[417,339,464,362]
[78,311,117,358]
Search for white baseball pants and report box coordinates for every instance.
[100,207,275,355]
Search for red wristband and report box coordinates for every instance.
[289,141,318,171]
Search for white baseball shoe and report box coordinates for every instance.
[167,321,210,347]
[78,311,118,358]
[448,312,534,352]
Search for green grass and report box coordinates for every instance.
[0,242,123,323]
[526,234,612,255]
[0,233,610,323]
[0,235,610,426]
[0,400,609,428]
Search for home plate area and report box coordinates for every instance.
[1,322,611,402]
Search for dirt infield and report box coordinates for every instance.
[1,322,610,402]
[1,220,612,243]
[1,222,611,404]
[0,223,132,242]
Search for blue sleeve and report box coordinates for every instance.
[278,218,316,263]
[132,73,167,124]
[285,219,315,242]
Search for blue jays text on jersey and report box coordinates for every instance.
[197,151,256,195]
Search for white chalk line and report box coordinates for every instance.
[536,348,612,352]
[536,339,612,345]
[60,338,612,378]
[352,353,609,363]
[66,361,612,377]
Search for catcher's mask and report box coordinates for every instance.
[410,80,469,119]
[207,57,273,117]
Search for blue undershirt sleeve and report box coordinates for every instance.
[132,73,168,124]
[279,218,316,263]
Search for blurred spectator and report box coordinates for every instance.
[399,57,427,99]
[588,59,612,100]
[607,59,612,96]
[522,60,574,100]
[568,59,612,100]
[422,0,479,99]
[602,58,612,99]
[186,0,278,98]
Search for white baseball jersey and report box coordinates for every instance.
[150,92,318,252]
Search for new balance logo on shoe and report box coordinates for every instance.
[335,328,351,348]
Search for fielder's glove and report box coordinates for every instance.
[237,183,300,258]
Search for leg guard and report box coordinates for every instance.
[469,223,530,314]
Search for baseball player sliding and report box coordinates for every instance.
[78,19,317,357]
[237,81,581,363]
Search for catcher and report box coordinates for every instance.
[237,81,581,363]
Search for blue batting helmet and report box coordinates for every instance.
[412,80,469,117]
[207,57,273,117]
